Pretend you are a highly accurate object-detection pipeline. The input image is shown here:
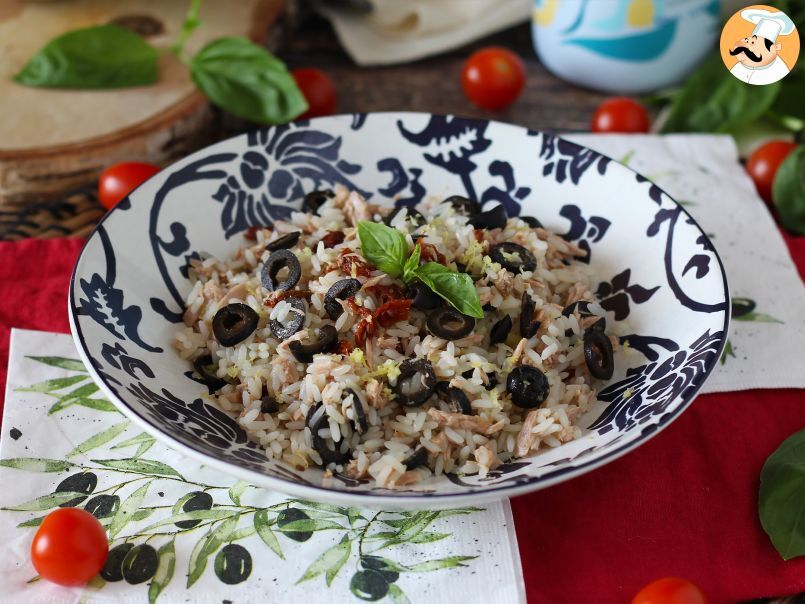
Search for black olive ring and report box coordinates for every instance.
[289,325,338,363]
[426,307,475,341]
[306,402,351,466]
[261,249,301,292]
[269,297,306,340]
[212,303,259,347]
[583,329,614,380]
[506,365,550,409]
[489,242,537,273]
[393,358,437,407]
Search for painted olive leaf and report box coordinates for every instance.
[17,375,86,393]
[111,432,155,449]
[17,516,46,528]
[228,525,257,541]
[187,516,239,587]
[381,511,442,546]
[109,481,151,537]
[92,458,184,479]
[734,312,783,324]
[26,356,87,372]
[149,540,176,604]
[66,420,130,458]
[388,584,411,604]
[134,440,155,458]
[143,509,239,532]
[228,480,249,505]
[296,535,351,585]
[254,510,284,559]
[408,531,451,544]
[406,555,477,572]
[70,397,118,413]
[131,508,156,522]
[3,491,87,511]
[0,457,76,472]
[275,518,345,533]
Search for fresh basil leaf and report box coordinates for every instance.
[772,145,805,235]
[414,262,483,319]
[14,24,158,89]
[189,37,307,124]
[759,428,805,559]
[661,54,780,134]
[402,243,421,283]
[357,221,408,278]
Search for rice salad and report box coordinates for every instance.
[175,187,621,489]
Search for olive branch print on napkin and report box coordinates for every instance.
[2,355,487,604]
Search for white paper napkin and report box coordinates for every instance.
[567,134,805,393]
[0,329,525,604]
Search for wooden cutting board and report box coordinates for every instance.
[0,0,285,207]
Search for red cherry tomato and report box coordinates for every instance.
[31,508,109,586]
[461,47,526,110]
[632,577,708,604]
[292,68,337,120]
[98,162,160,210]
[591,97,651,133]
[746,140,797,204]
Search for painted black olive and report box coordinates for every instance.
[277,508,313,542]
[520,216,543,228]
[469,204,508,229]
[212,303,259,347]
[361,555,401,582]
[122,544,159,584]
[731,297,756,318]
[176,490,213,529]
[394,358,437,407]
[324,278,362,320]
[101,543,134,582]
[442,195,480,216]
[289,325,338,363]
[426,307,475,341]
[384,206,426,228]
[520,293,540,338]
[260,395,280,414]
[193,353,227,392]
[214,543,252,585]
[84,494,120,519]
[343,388,368,433]
[55,472,97,507]
[507,365,550,409]
[402,447,429,472]
[404,281,442,310]
[269,297,306,340]
[446,387,472,414]
[265,231,301,252]
[306,402,351,465]
[584,329,614,380]
[350,569,390,601]
[302,189,335,215]
[261,249,301,292]
[489,242,537,273]
[490,315,513,345]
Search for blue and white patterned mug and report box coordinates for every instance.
[532,0,721,93]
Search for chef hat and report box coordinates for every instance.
[741,8,796,42]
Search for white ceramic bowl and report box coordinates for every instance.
[69,113,729,508]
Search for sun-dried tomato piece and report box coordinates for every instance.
[319,230,345,248]
[346,298,376,346]
[336,340,355,355]
[474,229,485,243]
[365,283,404,305]
[339,248,374,278]
[244,225,273,241]
[262,289,312,307]
[420,243,447,264]
[375,299,413,328]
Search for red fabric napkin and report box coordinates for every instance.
[1,236,804,603]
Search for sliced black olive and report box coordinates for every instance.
[306,402,351,465]
[343,388,368,433]
[404,281,442,310]
[270,297,306,340]
[506,365,550,409]
[394,359,437,407]
[520,216,543,228]
[443,195,481,216]
[265,231,301,252]
[482,303,496,312]
[485,372,498,390]
[469,204,507,229]
[584,329,614,380]
[520,293,539,338]
[426,307,475,341]
[561,300,593,318]
[212,303,259,347]
[302,189,335,215]
[384,206,426,228]
[435,380,451,396]
[261,249,301,292]
[490,315,513,345]
[403,447,429,470]
[489,242,537,273]
[590,317,606,332]
[446,387,472,414]
[289,325,338,363]
[260,396,279,414]
[193,353,227,391]
[324,278,362,320]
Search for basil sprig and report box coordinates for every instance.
[772,145,805,235]
[357,221,483,319]
[13,25,158,89]
[759,428,805,559]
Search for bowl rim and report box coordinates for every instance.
[69,111,731,506]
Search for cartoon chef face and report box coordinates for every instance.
[730,34,781,68]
